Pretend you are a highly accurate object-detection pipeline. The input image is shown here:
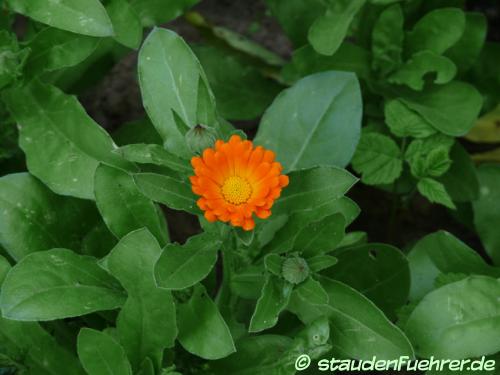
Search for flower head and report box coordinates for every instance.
[190,135,289,231]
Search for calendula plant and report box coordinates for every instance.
[0,0,499,374]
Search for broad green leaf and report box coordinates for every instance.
[327,243,410,320]
[351,132,403,185]
[0,173,98,261]
[249,275,294,333]
[24,28,100,76]
[400,81,483,136]
[264,199,350,255]
[469,42,500,111]
[445,12,487,73]
[473,164,500,265]
[177,284,235,359]
[307,255,338,273]
[94,164,169,245]
[7,0,114,37]
[438,143,479,202]
[417,178,455,209]
[293,213,345,257]
[230,265,266,300]
[407,231,500,301]
[371,4,404,76]
[283,43,371,83]
[130,0,198,27]
[255,72,362,170]
[193,45,282,121]
[138,28,217,157]
[273,167,356,214]
[113,118,163,146]
[81,221,118,259]
[287,278,329,324]
[308,0,366,56]
[384,99,436,138]
[211,335,294,375]
[406,8,465,55]
[107,229,177,370]
[405,276,500,358]
[134,173,198,214]
[155,232,221,290]
[389,51,457,91]
[77,328,132,375]
[116,144,191,174]
[307,277,414,360]
[264,0,326,46]
[0,317,85,375]
[0,255,9,285]
[0,248,125,321]
[2,81,134,199]
[107,0,142,49]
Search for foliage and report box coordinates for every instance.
[0,0,499,374]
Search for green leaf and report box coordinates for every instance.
[389,51,457,91]
[210,26,286,67]
[0,248,125,321]
[400,81,483,137]
[473,164,500,265]
[112,118,162,146]
[193,45,282,121]
[77,328,132,375]
[177,284,235,359]
[405,135,454,179]
[308,0,366,56]
[134,172,198,214]
[255,71,362,170]
[107,229,177,370]
[445,12,487,73]
[283,43,371,83]
[138,28,217,157]
[371,4,404,76]
[154,232,221,290]
[417,178,455,209]
[249,275,294,333]
[306,255,338,273]
[94,164,169,245]
[293,213,345,257]
[306,277,414,360]
[211,335,294,375]
[327,243,410,320]
[0,31,29,89]
[405,276,500,358]
[438,144,479,203]
[0,317,85,375]
[7,0,114,37]
[407,231,500,300]
[384,99,437,138]
[264,0,326,46]
[106,0,143,49]
[116,144,191,174]
[351,132,403,185]
[406,8,465,55]
[272,167,357,215]
[24,28,100,76]
[0,173,98,261]
[264,254,283,276]
[130,0,198,27]
[2,81,134,199]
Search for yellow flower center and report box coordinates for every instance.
[221,176,252,205]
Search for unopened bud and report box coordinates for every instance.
[282,256,309,284]
[185,124,217,154]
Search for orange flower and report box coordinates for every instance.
[190,135,289,231]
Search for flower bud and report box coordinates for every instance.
[185,124,217,154]
[282,256,309,284]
